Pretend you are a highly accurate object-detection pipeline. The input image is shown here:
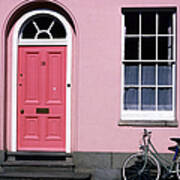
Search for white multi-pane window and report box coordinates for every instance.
[121,8,176,121]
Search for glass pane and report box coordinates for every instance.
[142,64,155,85]
[141,88,155,110]
[142,12,156,34]
[125,12,139,34]
[159,12,173,34]
[158,64,172,85]
[22,21,37,39]
[142,37,156,60]
[37,32,50,39]
[50,20,66,38]
[158,88,172,110]
[34,16,53,30]
[158,37,173,60]
[125,64,139,85]
[124,88,138,110]
[125,38,139,60]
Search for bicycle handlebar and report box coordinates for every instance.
[142,129,152,146]
[143,129,152,137]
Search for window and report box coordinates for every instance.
[121,8,176,122]
[20,14,66,40]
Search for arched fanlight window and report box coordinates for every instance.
[20,14,66,39]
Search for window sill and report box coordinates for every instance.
[121,111,175,121]
[118,120,178,127]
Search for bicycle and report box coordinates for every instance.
[122,129,180,180]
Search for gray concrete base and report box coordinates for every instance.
[73,152,174,180]
[0,151,5,165]
[92,168,121,180]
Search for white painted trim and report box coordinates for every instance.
[120,14,125,117]
[121,111,175,121]
[138,13,142,111]
[12,10,72,153]
[125,34,175,37]
[155,13,158,111]
[12,29,18,152]
[19,39,68,46]
[173,13,176,114]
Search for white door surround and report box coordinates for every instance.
[12,9,73,153]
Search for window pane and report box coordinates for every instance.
[37,32,50,39]
[142,64,155,85]
[50,20,66,38]
[22,21,37,39]
[35,16,53,30]
[125,64,139,85]
[158,64,172,85]
[141,88,155,110]
[142,12,156,34]
[125,38,139,60]
[142,37,156,60]
[159,12,173,34]
[124,88,138,110]
[125,12,139,34]
[158,37,173,60]
[158,88,172,110]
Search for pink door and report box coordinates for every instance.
[17,46,66,151]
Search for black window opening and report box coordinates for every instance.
[21,14,66,39]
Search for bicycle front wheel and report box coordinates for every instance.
[176,156,180,179]
[122,152,161,180]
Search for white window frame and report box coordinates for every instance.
[121,8,176,121]
[12,10,72,152]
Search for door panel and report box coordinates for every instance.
[46,51,64,104]
[24,52,40,104]
[17,46,66,151]
[23,117,40,140]
[45,116,62,140]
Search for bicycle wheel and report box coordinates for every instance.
[176,156,180,179]
[122,152,161,180]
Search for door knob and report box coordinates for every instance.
[20,109,24,114]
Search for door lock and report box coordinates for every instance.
[42,61,46,66]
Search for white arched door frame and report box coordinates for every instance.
[12,9,72,153]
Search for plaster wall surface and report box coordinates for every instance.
[0,0,179,153]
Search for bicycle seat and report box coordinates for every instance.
[168,145,178,152]
[170,137,180,144]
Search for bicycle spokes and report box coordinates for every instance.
[123,153,160,180]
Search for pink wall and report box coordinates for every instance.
[0,0,180,153]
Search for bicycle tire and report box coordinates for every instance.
[122,152,161,180]
[176,156,180,179]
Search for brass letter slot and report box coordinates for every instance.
[36,108,49,114]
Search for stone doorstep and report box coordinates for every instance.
[2,159,75,173]
[2,160,74,167]
[0,171,91,180]
[0,152,91,180]
[6,152,72,161]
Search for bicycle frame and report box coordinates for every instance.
[140,131,178,176]
[122,129,180,180]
